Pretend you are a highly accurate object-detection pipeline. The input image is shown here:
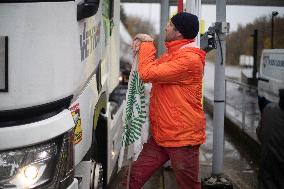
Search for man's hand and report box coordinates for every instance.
[132,33,153,54]
[134,33,154,42]
[132,39,141,54]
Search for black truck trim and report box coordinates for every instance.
[0,37,8,92]
[0,95,73,127]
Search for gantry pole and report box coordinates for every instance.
[158,0,169,57]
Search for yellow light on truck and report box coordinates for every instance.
[24,165,38,180]
[111,151,115,158]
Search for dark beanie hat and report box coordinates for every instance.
[171,12,199,39]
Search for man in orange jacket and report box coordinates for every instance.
[128,12,206,189]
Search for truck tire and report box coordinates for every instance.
[95,114,108,189]
[90,159,103,189]
[83,113,107,189]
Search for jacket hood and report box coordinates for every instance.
[165,39,206,66]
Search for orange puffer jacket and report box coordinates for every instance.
[138,39,206,147]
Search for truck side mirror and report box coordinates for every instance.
[77,0,100,21]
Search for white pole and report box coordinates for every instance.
[212,0,226,175]
[158,0,169,57]
[201,1,232,187]
[185,0,201,46]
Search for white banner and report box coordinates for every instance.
[118,56,151,170]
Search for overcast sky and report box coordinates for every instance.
[122,3,284,33]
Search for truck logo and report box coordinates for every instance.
[262,54,284,81]
[80,22,101,62]
[263,56,269,68]
[70,103,83,144]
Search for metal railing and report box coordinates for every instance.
[224,78,260,139]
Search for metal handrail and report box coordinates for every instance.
[224,77,259,131]
[225,77,257,90]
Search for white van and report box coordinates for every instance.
[258,49,284,103]
[0,0,123,188]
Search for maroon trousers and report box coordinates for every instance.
[126,137,201,189]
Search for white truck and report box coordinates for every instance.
[0,0,124,188]
[258,49,284,103]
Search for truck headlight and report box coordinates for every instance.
[0,131,74,189]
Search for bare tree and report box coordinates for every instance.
[124,15,156,37]
[226,15,284,65]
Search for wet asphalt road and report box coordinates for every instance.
[201,113,259,189]
[109,112,259,189]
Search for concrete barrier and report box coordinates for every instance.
[204,96,261,163]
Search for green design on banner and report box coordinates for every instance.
[123,71,147,146]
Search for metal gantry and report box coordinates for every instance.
[121,0,284,6]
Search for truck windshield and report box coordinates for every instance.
[0,0,73,3]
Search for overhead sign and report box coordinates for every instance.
[0,36,8,92]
